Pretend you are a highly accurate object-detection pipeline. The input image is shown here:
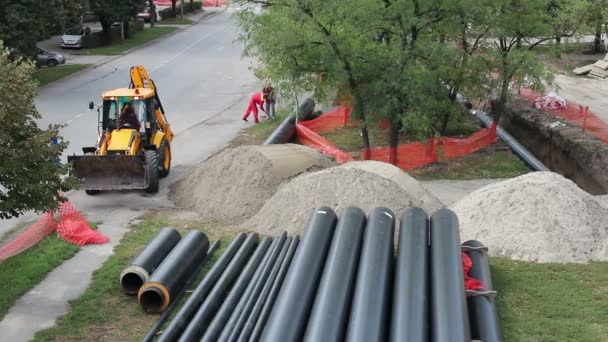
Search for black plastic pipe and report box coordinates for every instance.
[218,237,281,341]
[143,240,220,342]
[177,233,259,342]
[263,114,296,144]
[248,236,300,342]
[201,237,273,342]
[157,233,247,342]
[346,207,395,342]
[430,208,471,342]
[225,233,288,342]
[263,97,315,144]
[238,236,293,342]
[390,207,430,342]
[462,240,502,342]
[120,227,181,294]
[138,230,209,313]
[260,207,338,342]
[471,109,548,171]
[304,207,366,342]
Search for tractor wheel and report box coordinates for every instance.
[145,150,160,194]
[157,139,171,178]
[84,152,101,195]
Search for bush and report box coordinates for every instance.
[83,20,145,49]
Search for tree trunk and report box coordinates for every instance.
[100,18,112,45]
[361,125,371,159]
[594,22,603,53]
[389,118,401,165]
[494,77,511,122]
[150,0,156,27]
[123,19,130,39]
[172,0,177,16]
[190,0,194,11]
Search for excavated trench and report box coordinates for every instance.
[502,98,608,195]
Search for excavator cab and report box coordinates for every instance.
[68,66,173,194]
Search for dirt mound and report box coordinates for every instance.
[451,172,608,263]
[242,161,443,234]
[170,144,334,224]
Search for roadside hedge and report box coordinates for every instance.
[83,20,145,49]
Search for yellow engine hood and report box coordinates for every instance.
[107,129,139,152]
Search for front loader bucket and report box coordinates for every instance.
[68,155,148,191]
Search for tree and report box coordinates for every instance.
[586,0,607,53]
[89,0,145,41]
[0,45,75,219]
[0,0,86,57]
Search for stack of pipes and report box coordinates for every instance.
[135,207,501,342]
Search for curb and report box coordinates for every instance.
[41,8,224,88]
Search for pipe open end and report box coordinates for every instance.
[140,287,166,313]
[121,273,145,294]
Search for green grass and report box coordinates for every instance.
[81,27,178,55]
[34,64,90,86]
[33,214,236,341]
[157,18,193,25]
[410,143,530,180]
[0,235,80,321]
[492,258,608,341]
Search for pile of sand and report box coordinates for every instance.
[242,161,443,234]
[451,172,608,263]
[170,144,334,223]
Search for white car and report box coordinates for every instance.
[60,27,91,49]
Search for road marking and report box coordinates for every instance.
[65,119,73,125]
[75,113,83,119]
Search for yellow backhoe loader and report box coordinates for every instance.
[68,66,174,194]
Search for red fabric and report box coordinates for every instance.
[296,105,498,170]
[243,92,265,123]
[0,201,109,261]
[462,253,484,291]
[202,0,227,6]
[519,88,608,144]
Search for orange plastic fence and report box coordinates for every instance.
[519,88,608,144]
[296,106,498,170]
[202,0,227,6]
[0,201,109,261]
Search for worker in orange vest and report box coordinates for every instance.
[242,92,267,123]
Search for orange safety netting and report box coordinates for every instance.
[0,201,109,261]
[296,106,498,170]
[462,252,484,291]
[519,88,608,144]
[202,0,227,6]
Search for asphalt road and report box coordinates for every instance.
[0,7,261,340]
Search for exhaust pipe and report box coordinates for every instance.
[138,230,209,313]
[346,207,395,342]
[304,207,366,342]
[260,207,338,342]
[120,227,181,294]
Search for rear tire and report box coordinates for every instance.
[158,139,171,178]
[145,150,159,193]
[84,152,101,195]
[47,59,58,67]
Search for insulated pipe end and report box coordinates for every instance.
[138,282,170,313]
[119,266,149,294]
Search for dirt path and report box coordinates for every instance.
[553,74,608,124]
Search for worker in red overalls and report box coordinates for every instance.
[242,92,267,123]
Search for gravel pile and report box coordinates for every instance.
[170,145,334,224]
[451,172,608,263]
[242,161,443,235]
